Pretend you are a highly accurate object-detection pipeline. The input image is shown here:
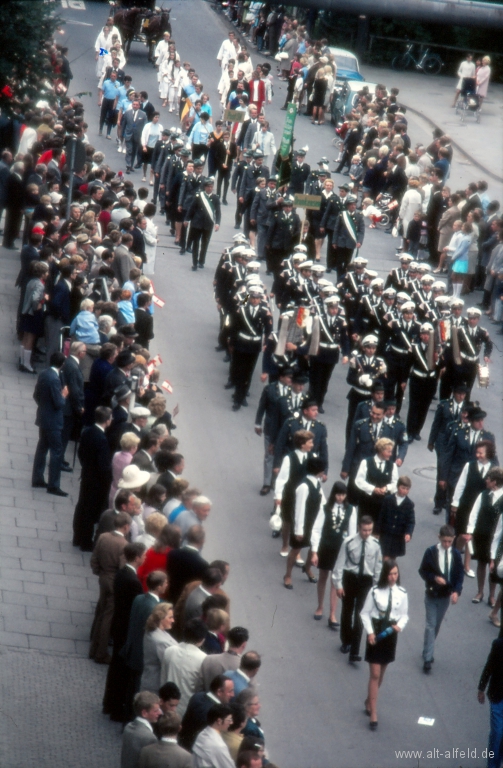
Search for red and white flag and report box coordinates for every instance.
[153,295,165,308]
[161,380,173,394]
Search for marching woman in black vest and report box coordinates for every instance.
[283,456,326,590]
[360,558,408,730]
[355,438,398,524]
[274,429,314,558]
[452,440,497,578]
[311,481,357,628]
[466,468,503,608]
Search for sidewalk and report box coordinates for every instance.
[0,246,119,766]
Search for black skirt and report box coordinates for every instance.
[379,533,406,558]
[20,310,45,337]
[454,503,471,537]
[141,146,154,164]
[365,628,398,665]
[317,533,345,571]
[472,532,492,564]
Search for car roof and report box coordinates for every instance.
[328,47,359,58]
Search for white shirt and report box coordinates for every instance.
[294,475,326,539]
[491,510,503,559]
[452,460,491,506]
[355,458,399,496]
[136,717,153,733]
[274,449,306,501]
[457,60,476,80]
[332,533,382,588]
[469,428,481,445]
[360,584,409,634]
[311,503,357,554]
[160,642,206,716]
[467,488,503,533]
[193,726,235,768]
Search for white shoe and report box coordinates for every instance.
[295,557,305,567]
[465,568,475,578]
[279,550,288,558]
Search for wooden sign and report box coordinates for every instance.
[294,193,322,210]
[224,108,245,123]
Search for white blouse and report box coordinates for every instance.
[360,584,409,634]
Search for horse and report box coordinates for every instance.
[144,9,172,63]
[114,7,148,55]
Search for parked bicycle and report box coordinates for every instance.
[392,43,444,75]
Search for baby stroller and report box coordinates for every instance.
[375,193,399,230]
[455,77,480,123]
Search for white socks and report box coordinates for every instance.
[22,349,34,371]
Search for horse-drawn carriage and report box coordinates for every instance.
[112,3,172,61]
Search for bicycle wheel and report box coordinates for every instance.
[423,55,442,76]
[392,54,409,71]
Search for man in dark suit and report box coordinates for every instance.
[132,434,159,472]
[140,712,193,768]
[288,149,310,194]
[266,197,301,276]
[107,384,132,450]
[419,524,464,673]
[103,541,145,721]
[478,636,503,768]
[120,691,161,768]
[184,177,221,270]
[254,367,293,495]
[139,90,156,122]
[121,570,169,721]
[59,46,73,87]
[461,181,481,221]
[31,351,69,496]
[61,341,86,468]
[121,99,147,173]
[179,675,235,750]
[273,399,329,476]
[428,385,468,514]
[72,406,113,551]
[2,161,24,248]
[102,349,136,406]
[134,292,154,349]
[167,525,208,605]
[156,451,185,496]
[341,403,394,502]
[45,263,76,364]
[331,195,365,279]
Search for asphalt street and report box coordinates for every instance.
[7,2,503,766]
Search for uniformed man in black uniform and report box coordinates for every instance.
[336,255,368,321]
[254,367,293,495]
[228,287,272,411]
[451,306,492,398]
[231,148,252,229]
[427,384,468,515]
[272,251,305,309]
[345,334,387,442]
[151,127,172,207]
[160,139,185,232]
[184,177,221,271]
[320,182,349,269]
[250,174,279,262]
[266,196,301,276]
[309,295,350,413]
[354,277,387,339]
[383,300,420,412]
[411,274,436,321]
[288,148,311,194]
[383,399,409,465]
[405,322,439,441]
[341,402,394,502]
[238,149,270,237]
[178,159,204,254]
[385,253,413,290]
[353,380,385,425]
[330,195,365,279]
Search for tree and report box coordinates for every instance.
[0,1,62,116]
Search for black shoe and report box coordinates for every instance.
[259,485,271,496]
[414,434,422,441]
[224,381,234,390]
[423,660,432,673]
[301,565,318,583]
[232,403,241,411]
[349,654,362,663]
[179,249,186,255]
[47,487,68,497]
[223,353,230,363]
[318,405,325,414]
[328,620,339,631]
[60,465,73,473]
[280,105,287,110]
[271,530,280,538]
[222,200,228,205]
[242,398,248,407]
[340,644,351,654]
[170,229,175,236]
[32,481,48,488]
[191,266,197,271]
[198,263,205,268]
[126,168,131,174]
[370,721,378,731]
[215,345,226,351]
[234,225,241,230]
[433,507,442,515]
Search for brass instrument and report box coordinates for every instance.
[477,364,490,388]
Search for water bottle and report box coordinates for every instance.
[375,626,394,643]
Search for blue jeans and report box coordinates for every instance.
[422,594,450,662]
[32,427,63,490]
[488,698,503,768]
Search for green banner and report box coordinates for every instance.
[294,194,322,210]
[279,102,297,159]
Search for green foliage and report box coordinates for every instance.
[0,1,62,115]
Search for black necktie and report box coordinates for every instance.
[358,539,366,576]
[444,549,449,579]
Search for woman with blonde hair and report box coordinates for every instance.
[135,511,167,549]
[109,432,141,506]
[398,178,422,247]
[148,393,178,432]
[476,56,491,106]
[311,68,328,125]
[355,438,398,525]
[140,602,177,692]
[137,523,181,590]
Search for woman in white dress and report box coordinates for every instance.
[140,205,158,275]
[140,603,178,693]
[95,24,114,79]
[476,56,492,106]
[360,559,408,730]
[451,53,475,107]
[398,179,422,247]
